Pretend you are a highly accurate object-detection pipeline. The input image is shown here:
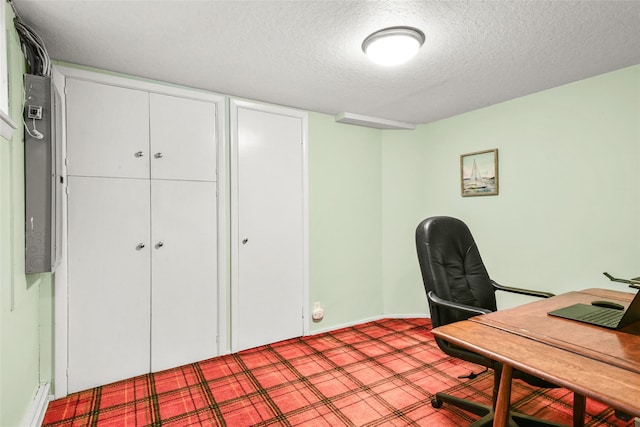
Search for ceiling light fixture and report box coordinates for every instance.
[362,26,425,66]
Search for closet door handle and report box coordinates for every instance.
[242,238,248,244]
[134,151,144,158]
[155,242,164,249]
[136,243,145,250]
[154,152,163,159]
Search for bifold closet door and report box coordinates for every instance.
[67,176,151,393]
[150,179,218,372]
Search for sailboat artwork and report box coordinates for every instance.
[461,149,498,196]
[468,159,486,189]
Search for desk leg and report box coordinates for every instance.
[494,364,513,427]
[573,394,585,427]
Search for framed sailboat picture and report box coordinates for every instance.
[460,149,498,197]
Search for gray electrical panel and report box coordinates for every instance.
[24,74,61,273]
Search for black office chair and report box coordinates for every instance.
[415,216,584,427]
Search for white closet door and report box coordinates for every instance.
[150,94,217,181]
[67,176,151,393]
[234,105,305,352]
[150,179,218,372]
[65,79,150,179]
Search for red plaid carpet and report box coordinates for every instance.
[43,318,633,426]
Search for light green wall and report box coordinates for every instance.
[308,112,383,331]
[1,3,54,426]
[380,126,432,316]
[382,65,640,314]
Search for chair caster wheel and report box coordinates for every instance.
[431,398,443,408]
[614,410,632,421]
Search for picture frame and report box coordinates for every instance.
[460,149,499,197]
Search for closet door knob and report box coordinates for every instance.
[136,243,145,250]
[155,242,164,249]
[154,152,163,159]
[242,238,248,244]
[135,151,144,158]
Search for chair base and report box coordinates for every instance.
[432,392,568,427]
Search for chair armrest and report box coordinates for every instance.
[427,291,492,316]
[491,280,554,298]
[603,272,640,290]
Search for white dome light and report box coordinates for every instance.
[362,26,425,66]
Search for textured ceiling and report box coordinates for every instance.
[11,0,640,125]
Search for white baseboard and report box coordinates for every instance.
[384,313,430,320]
[22,383,50,427]
[308,313,429,335]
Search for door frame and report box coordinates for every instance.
[53,65,228,398]
[229,98,310,352]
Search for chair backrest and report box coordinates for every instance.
[415,216,497,328]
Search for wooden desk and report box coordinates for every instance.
[431,288,640,427]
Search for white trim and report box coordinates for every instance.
[229,100,240,352]
[51,66,68,398]
[309,315,388,335]
[54,65,223,103]
[308,314,430,335]
[229,98,310,352]
[215,91,228,355]
[0,109,17,140]
[301,110,310,337]
[53,65,227,397]
[385,313,430,319]
[22,383,51,427]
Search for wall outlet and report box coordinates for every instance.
[312,302,324,321]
